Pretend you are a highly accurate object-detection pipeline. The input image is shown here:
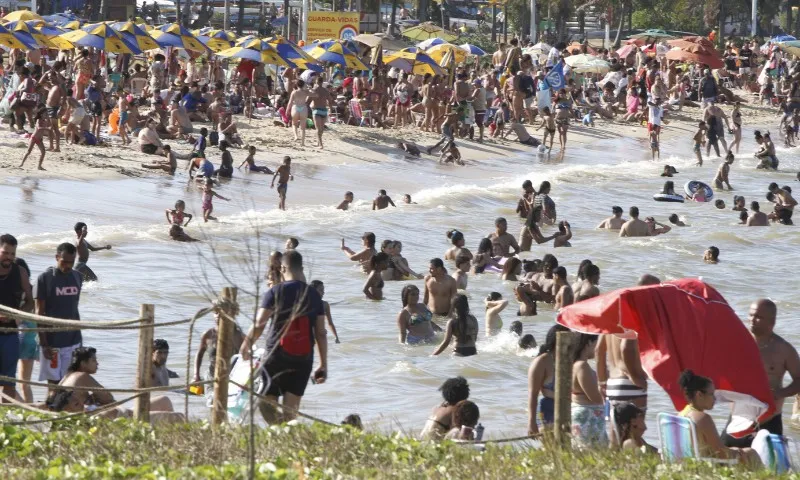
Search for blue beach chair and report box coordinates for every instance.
[656,413,736,465]
[765,433,794,473]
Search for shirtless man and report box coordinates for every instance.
[768,182,797,223]
[139,119,164,155]
[271,156,294,211]
[619,207,649,237]
[310,77,332,149]
[721,299,800,447]
[423,258,458,317]
[713,152,734,190]
[372,189,396,210]
[597,206,626,230]
[516,181,536,219]
[515,254,558,313]
[74,222,111,282]
[74,50,94,101]
[703,102,731,153]
[167,98,193,139]
[41,68,64,152]
[747,201,769,226]
[492,44,507,71]
[644,217,672,236]
[489,217,520,257]
[552,267,573,310]
[575,264,600,302]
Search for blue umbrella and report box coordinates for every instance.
[459,43,486,56]
[416,37,448,49]
[772,35,796,43]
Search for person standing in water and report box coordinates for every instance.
[431,294,479,357]
[271,156,294,211]
[74,222,111,282]
[372,190,396,210]
[397,285,439,345]
[713,151,734,190]
[341,232,377,273]
[484,292,508,336]
[310,280,340,343]
[597,206,626,230]
[570,333,607,448]
[528,324,569,434]
[423,258,458,317]
[721,299,800,447]
[444,230,472,261]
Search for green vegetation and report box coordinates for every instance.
[1,413,797,479]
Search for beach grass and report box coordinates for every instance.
[1,411,795,479]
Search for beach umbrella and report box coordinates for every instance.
[32,23,67,36]
[772,34,796,43]
[352,32,406,53]
[523,42,552,56]
[60,23,140,54]
[384,50,443,75]
[60,20,82,30]
[778,40,800,57]
[150,23,206,52]
[112,21,160,51]
[566,42,597,55]
[401,22,457,42]
[195,29,237,52]
[370,46,383,67]
[304,40,368,70]
[667,36,716,50]
[616,43,636,58]
[2,11,43,23]
[6,20,73,50]
[564,53,610,74]
[459,43,486,56]
[0,23,37,50]
[426,43,467,63]
[416,37,448,49]
[664,44,723,69]
[557,278,776,439]
[643,43,669,57]
[440,47,455,86]
[235,34,259,46]
[216,38,290,66]
[264,35,318,65]
[628,29,675,42]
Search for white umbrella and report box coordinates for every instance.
[523,42,552,56]
[564,54,610,74]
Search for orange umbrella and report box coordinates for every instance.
[566,41,597,55]
[667,36,716,51]
[665,48,723,68]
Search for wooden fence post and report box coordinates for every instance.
[553,331,578,447]
[212,287,237,426]
[134,304,155,422]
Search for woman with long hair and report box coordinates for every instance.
[444,229,473,261]
[363,252,389,300]
[431,294,479,357]
[472,237,498,274]
[570,333,607,448]
[613,402,656,453]
[527,324,568,434]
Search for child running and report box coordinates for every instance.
[237,145,273,174]
[19,109,50,170]
[201,177,230,222]
[270,156,294,211]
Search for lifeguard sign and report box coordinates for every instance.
[307,12,360,42]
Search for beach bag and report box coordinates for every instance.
[279,314,313,357]
[209,130,219,146]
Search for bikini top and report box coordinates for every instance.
[409,307,433,326]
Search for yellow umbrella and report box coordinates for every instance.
[2,10,43,23]
[425,43,467,63]
[0,23,37,50]
[401,22,457,42]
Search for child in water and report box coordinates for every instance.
[537,107,556,150]
[237,145,273,174]
[19,109,50,170]
[484,292,508,337]
[201,177,230,222]
[439,141,464,166]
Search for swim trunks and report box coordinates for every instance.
[46,106,59,118]
[606,378,647,403]
[312,107,328,117]
[277,182,288,195]
[0,333,19,386]
[18,321,38,360]
[262,350,314,397]
[693,142,701,153]
[454,345,477,357]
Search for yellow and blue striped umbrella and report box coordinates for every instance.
[62,20,82,30]
[426,43,467,63]
[150,23,206,52]
[216,38,290,66]
[0,23,37,50]
[264,35,319,69]
[384,50,444,76]
[196,29,237,52]
[60,23,140,54]
[303,40,367,70]
[111,21,159,51]
[2,11,43,23]
[5,20,73,50]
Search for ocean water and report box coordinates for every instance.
[3,124,800,443]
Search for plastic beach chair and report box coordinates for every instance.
[766,434,794,473]
[657,413,737,465]
[349,99,373,127]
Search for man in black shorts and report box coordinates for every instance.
[239,250,328,423]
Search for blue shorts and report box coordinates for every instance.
[19,321,38,360]
[539,396,554,425]
[0,333,19,386]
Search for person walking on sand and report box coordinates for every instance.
[271,156,294,211]
[74,222,111,282]
[373,190,396,210]
[310,77,331,149]
[18,109,50,170]
[239,250,329,424]
[288,80,311,146]
[41,67,64,152]
[201,177,230,222]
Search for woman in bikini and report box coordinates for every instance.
[444,229,473,261]
[527,325,568,435]
[363,252,389,300]
[431,294,479,357]
[393,73,412,128]
[287,79,311,146]
[730,101,742,154]
[419,376,471,440]
[570,333,607,448]
[421,74,435,132]
[389,241,423,279]
[471,237,499,274]
[554,89,572,149]
[397,285,439,344]
[19,109,50,170]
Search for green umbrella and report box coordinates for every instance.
[628,29,675,42]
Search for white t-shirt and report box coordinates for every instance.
[648,104,663,126]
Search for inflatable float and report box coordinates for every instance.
[653,193,684,203]
[684,181,714,202]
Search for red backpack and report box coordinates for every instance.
[279,314,312,357]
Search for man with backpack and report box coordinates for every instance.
[239,250,328,424]
[35,243,83,388]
